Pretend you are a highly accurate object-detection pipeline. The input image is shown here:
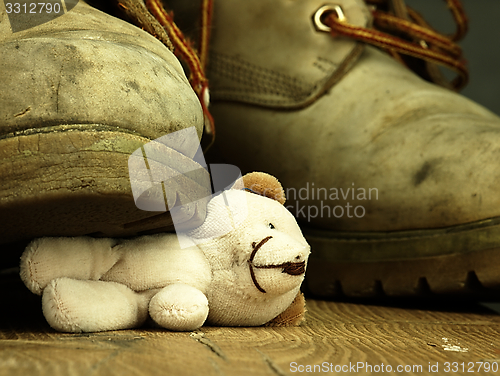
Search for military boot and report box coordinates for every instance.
[0,0,207,247]
[165,0,500,298]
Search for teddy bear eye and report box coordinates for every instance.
[268,223,275,229]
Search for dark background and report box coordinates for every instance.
[406,0,500,116]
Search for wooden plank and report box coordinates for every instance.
[1,274,500,375]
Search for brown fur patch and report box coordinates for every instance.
[242,172,286,204]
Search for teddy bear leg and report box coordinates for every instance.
[149,284,209,331]
[42,277,151,332]
[21,237,120,295]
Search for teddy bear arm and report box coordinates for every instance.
[149,284,209,331]
[42,277,153,332]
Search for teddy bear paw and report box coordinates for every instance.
[149,284,209,331]
[42,278,149,332]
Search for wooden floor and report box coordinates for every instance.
[2,273,500,376]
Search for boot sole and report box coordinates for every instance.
[0,124,208,245]
[303,218,500,298]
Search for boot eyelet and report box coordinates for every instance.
[312,4,346,33]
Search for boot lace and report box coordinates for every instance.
[142,0,468,148]
[316,0,468,91]
[145,0,215,150]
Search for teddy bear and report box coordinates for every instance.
[20,172,311,332]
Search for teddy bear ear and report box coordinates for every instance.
[238,172,286,205]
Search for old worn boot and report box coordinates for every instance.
[0,1,207,246]
[165,0,500,297]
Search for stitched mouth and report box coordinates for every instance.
[254,261,306,276]
[248,236,306,293]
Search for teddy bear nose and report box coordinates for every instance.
[282,260,306,276]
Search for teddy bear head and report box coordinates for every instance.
[186,172,310,326]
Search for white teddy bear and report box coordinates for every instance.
[20,172,310,332]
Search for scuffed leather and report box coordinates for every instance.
[0,0,203,140]
[207,0,371,108]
